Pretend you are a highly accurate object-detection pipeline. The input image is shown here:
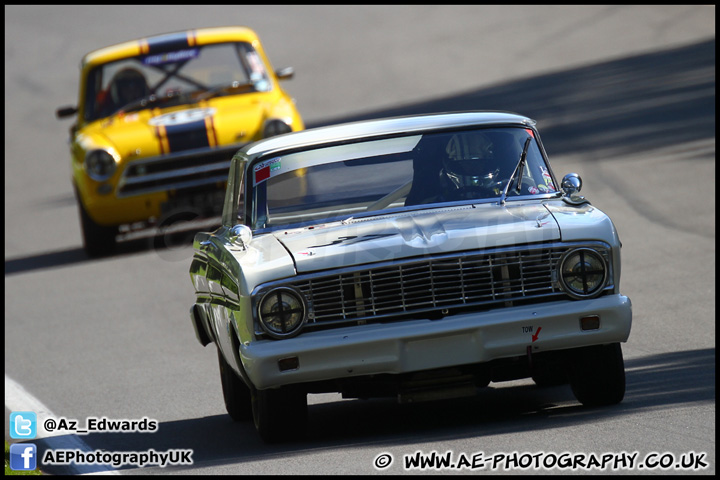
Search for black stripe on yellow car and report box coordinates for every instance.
[145,31,192,54]
[165,120,211,152]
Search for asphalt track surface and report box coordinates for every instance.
[4,5,715,475]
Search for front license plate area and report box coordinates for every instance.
[404,333,480,371]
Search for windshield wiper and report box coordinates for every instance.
[499,136,532,205]
[116,90,197,114]
[117,94,166,113]
[196,82,255,101]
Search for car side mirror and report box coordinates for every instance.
[229,224,252,249]
[561,173,582,194]
[561,173,589,205]
[275,67,295,80]
[56,105,78,119]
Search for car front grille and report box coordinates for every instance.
[116,145,242,197]
[261,243,612,332]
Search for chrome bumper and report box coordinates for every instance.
[240,294,632,390]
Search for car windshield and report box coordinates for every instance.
[247,127,558,231]
[83,42,271,122]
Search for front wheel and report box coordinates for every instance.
[252,386,307,443]
[217,349,252,421]
[78,200,118,257]
[568,343,626,407]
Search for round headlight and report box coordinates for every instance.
[263,119,292,138]
[559,248,608,299]
[258,287,307,338]
[85,149,117,181]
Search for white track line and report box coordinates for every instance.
[5,374,119,475]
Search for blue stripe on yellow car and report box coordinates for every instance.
[165,120,211,151]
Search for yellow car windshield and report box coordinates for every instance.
[83,42,270,121]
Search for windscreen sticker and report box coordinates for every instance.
[246,51,266,74]
[538,165,556,192]
[254,157,282,185]
[142,48,199,66]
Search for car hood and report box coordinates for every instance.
[80,94,275,158]
[273,203,561,273]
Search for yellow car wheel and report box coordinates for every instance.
[78,200,118,257]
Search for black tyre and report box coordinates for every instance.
[217,349,252,421]
[252,386,308,443]
[78,200,118,257]
[569,343,626,406]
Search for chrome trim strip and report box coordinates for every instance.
[127,143,244,168]
[117,174,230,198]
[121,160,231,186]
[115,143,245,198]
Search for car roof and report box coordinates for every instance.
[244,111,536,158]
[81,26,261,69]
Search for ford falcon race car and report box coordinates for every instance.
[188,111,632,443]
[56,26,304,256]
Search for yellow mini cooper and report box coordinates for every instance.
[56,26,304,256]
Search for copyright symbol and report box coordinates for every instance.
[374,453,393,470]
[152,209,201,262]
[44,419,56,432]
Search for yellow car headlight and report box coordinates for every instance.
[84,149,117,182]
[263,119,292,138]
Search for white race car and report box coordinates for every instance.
[189,111,632,443]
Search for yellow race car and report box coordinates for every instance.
[56,26,304,256]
